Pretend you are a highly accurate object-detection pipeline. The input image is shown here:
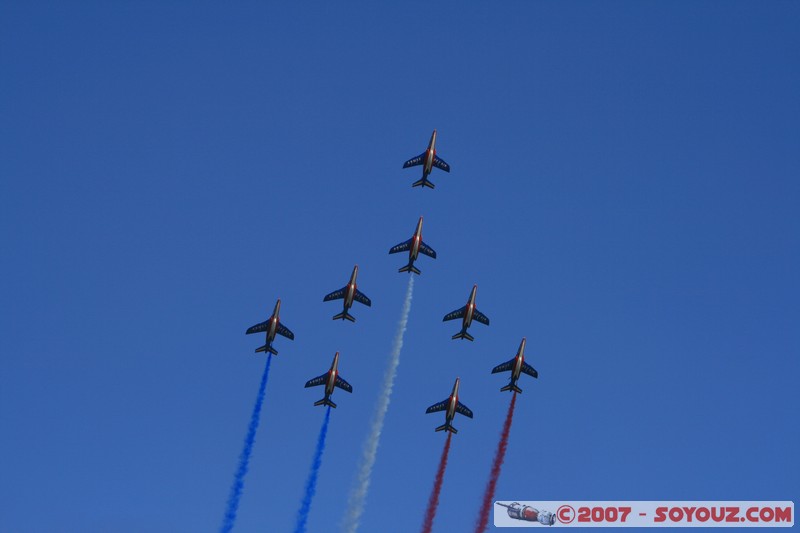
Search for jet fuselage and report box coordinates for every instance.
[462,285,478,330]
[343,266,358,311]
[511,338,527,385]
[265,299,281,344]
[409,217,423,262]
[445,378,460,426]
[422,129,438,177]
[324,352,340,399]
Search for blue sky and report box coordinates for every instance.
[1,2,798,532]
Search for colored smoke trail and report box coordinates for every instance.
[293,406,332,533]
[420,433,453,533]
[473,393,518,533]
[220,355,273,533]
[342,275,414,533]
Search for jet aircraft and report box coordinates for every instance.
[388,216,437,275]
[323,265,371,322]
[425,377,473,434]
[305,351,352,408]
[402,129,450,189]
[245,298,294,355]
[491,337,538,393]
[443,284,489,341]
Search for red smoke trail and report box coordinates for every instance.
[420,433,452,533]
[473,393,518,533]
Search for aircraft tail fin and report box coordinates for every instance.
[435,423,457,434]
[500,384,522,394]
[332,311,355,322]
[398,264,421,275]
[452,331,474,341]
[255,344,278,355]
[314,398,337,408]
[412,178,435,189]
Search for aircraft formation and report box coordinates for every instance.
[244,129,540,423]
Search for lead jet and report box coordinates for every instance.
[323,265,371,322]
[402,129,450,189]
[425,377,473,434]
[389,216,437,275]
[245,298,294,355]
[443,284,489,341]
[491,337,538,393]
[304,351,352,408]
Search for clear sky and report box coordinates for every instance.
[1,2,798,532]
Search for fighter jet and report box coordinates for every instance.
[443,284,489,341]
[388,216,437,275]
[304,352,352,408]
[491,337,538,393]
[323,265,371,322]
[402,129,450,189]
[245,298,295,355]
[425,377,473,434]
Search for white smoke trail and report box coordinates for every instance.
[341,275,415,533]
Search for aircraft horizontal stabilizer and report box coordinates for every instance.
[412,178,435,189]
[398,264,421,275]
[255,344,278,355]
[435,423,457,434]
[500,384,522,394]
[314,398,337,408]
[332,311,355,322]
[452,331,474,341]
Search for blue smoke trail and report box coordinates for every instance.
[220,355,273,533]
[293,406,332,533]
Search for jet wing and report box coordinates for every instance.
[443,306,466,322]
[491,358,515,374]
[389,238,412,255]
[323,287,347,302]
[334,375,353,393]
[403,152,426,168]
[473,308,490,326]
[276,323,295,340]
[455,401,473,418]
[521,362,539,378]
[305,374,327,388]
[419,241,437,259]
[245,320,269,335]
[353,289,371,307]
[433,156,450,172]
[425,398,449,413]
